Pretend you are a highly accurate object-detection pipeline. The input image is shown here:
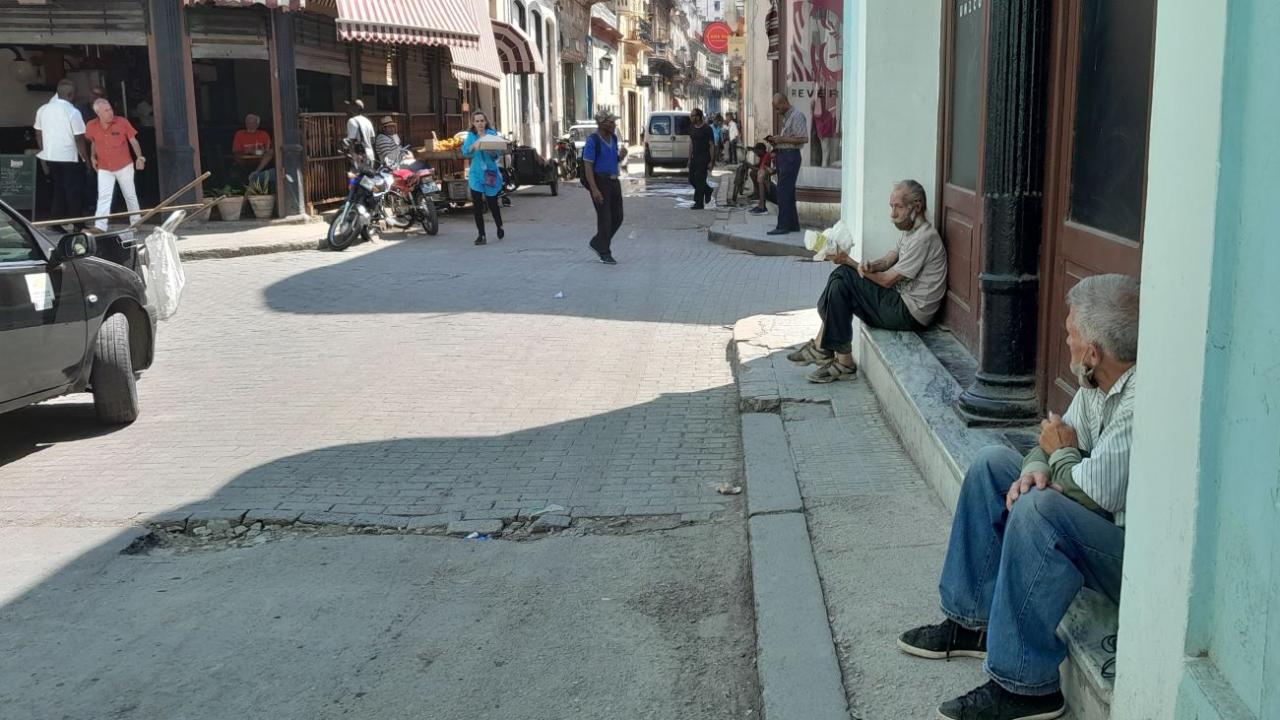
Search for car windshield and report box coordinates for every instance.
[0,208,40,263]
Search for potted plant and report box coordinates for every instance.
[245,176,275,219]
[211,184,245,221]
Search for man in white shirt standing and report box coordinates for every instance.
[33,79,89,229]
[726,113,741,164]
[345,99,375,168]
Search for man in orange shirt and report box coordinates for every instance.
[84,98,144,232]
[232,113,273,182]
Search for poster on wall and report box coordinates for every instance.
[786,0,842,168]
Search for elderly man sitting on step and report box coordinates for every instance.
[787,179,948,383]
[899,273,1140,720]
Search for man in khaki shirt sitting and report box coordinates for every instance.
[790,179,948,383]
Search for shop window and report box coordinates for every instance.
[1068,0,1155,241]
[947,0,983,190]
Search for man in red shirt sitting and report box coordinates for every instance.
[749,141,775,216]
[232,113,273,183]
[84,98,145,232]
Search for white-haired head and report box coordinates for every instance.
[1067,274,1140,363]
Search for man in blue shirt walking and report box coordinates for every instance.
[582,112,628,265]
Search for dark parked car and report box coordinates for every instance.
[0,200,156,423]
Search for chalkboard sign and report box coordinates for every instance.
[0,154,37,211]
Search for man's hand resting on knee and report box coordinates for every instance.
[1006,471,1065,510]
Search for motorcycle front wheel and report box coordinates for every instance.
[419,194,439,236]
[327,201,359,251]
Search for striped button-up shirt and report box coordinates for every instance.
[1025,366,1137,526]
[776,107,808,148]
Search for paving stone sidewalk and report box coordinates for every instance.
[0,187,828,531]
[733,310,1002,719]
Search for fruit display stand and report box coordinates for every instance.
[418,142,511,205]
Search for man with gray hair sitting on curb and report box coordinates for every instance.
[788,179,948,383]
[898,273,1140,720]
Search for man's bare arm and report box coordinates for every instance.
[862,250,899,273]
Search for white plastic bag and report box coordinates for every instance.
[804,219,856,261]
[142,219,186,321]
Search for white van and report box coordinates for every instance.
[643,111,693,177]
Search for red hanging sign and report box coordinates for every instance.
[703,21,732,54]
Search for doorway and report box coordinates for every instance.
[1039,0,1155,413]
[936,0,987,355]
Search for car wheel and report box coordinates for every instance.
[644,160,653,178]
[91,313,139,424]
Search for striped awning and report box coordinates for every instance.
[184,0,305,8]
[491,19,544,75]
[335,0,480,49]
[447,0,502,88]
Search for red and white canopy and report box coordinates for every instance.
[447,0,503,89]
[335,0,480,49]
[184,0,305,9]
[491,19,545,75]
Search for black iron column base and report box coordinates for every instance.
[957,371,1039,426]
[280,144,305,218]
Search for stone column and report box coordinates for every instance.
[147,0,198,203]
[269,9,305,217]
[956,0,1052,424]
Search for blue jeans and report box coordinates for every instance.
[774,149,801,231]
[939,446,1125,695]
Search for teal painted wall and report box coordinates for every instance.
[1179,0,1280,717]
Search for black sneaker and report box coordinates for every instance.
[475,235,487,246]
[589,241,607,262]
[600,253,617,265]
[937,680,1065,720]
[898,619,987,659]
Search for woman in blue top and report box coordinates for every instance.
[461,111,506,246]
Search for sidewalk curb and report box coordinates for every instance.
[748,513,849,720]
[708,225,814,259]
[182,239,324,261]
[733,328,850,720]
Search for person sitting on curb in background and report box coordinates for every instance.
[898,273,1139,720]
[749,141,775,215]
[788,180,947,383]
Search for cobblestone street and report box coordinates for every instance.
[0,179,835,720]
[0,181,826,529]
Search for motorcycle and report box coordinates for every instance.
[382,146,440,236]
[327,140,393,251]
[555,134,579,180]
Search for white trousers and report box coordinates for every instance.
[95,164,141,231]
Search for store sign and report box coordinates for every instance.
[787,0,843,169]
[727,35,746,65]
[637,74,655,87]
[703,21,731,54]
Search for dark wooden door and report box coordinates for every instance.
[937,0,988,354]
[1040,0,1156,413]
